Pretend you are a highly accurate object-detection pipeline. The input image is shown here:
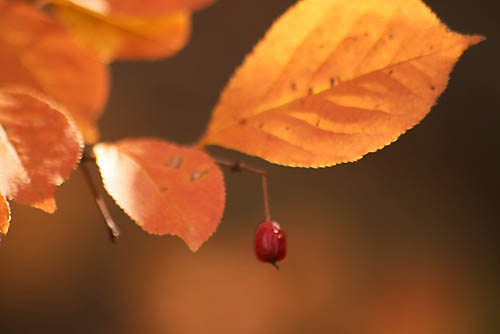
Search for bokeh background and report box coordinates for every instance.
[0,0,498,333]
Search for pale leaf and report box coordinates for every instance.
[105,0,214,17]
[49,0,212,61]
[94,138,225,251]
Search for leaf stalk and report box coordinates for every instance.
[214,158,272,222]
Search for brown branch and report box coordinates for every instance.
[214,157,272,222]
[80,152,120,242]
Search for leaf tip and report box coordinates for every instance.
[187,242,202,253]
[34,197,57,214]
[0,196,10,235]
[0,223,10,235]
[468,34,486,47]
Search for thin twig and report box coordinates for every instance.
[81,150,96,162]
[214,157,272,222]
[80,156,120,242]
[214,157,267,176]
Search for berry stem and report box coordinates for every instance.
[261,173,271,222]
[271,261,280,270]
[80,150,120,242]
[214,157,272,221]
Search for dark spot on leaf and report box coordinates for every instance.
[160,187,168,193]
[330,77,335,87]
[258,122,264,128]
[308,87,313,95]
[319,44,325,49]
[291,82,297,91]
[166,156,182,168]
[429,45,434,50]
[191,170,208,181]
[388,34,394,40]
[285,126,290,131]
[239,119,247,125]
[388,69,393,75]
[315,119,320,127]
[430,85,436,91]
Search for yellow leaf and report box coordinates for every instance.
[0,2,109,143]
[94,138,225,251]
[49,0,212,61]
[0,89,83,213]
[199,0,484,167]
[0,193,10,235]
[105,0,214,16]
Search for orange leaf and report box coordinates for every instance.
[105,0,214,16]
[199,0,484,167]
[0,193,10,235]
[94,138,225,251]
[0,89,83,213]
[49,0,213,61]
[0,2,110,142]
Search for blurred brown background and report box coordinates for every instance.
[0,0,498,333]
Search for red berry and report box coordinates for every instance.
[255,221,286,266]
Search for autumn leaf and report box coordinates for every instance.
[0,113,29,200]
[103,0,214,16]
[49,0,213,61]
[0,2,109,143]
[0,193,10,235]
[94,139,225,251]
[199,0,484,167]
[0,89,83,214]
